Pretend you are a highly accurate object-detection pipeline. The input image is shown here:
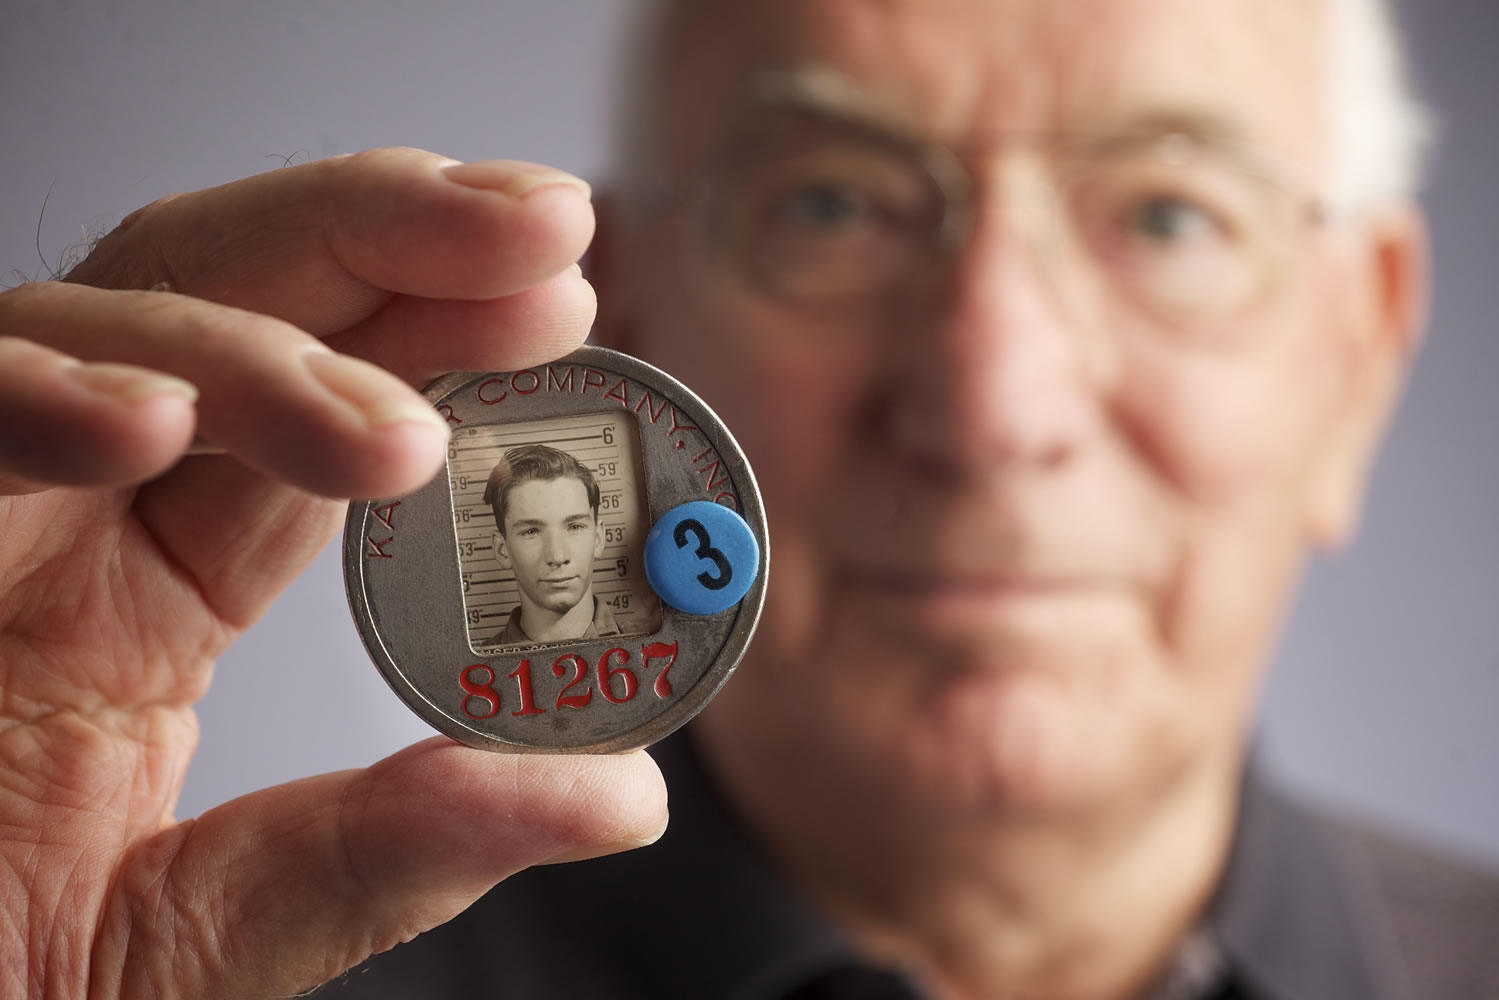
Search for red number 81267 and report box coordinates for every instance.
[458,641,680,720]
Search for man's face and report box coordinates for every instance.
[603,0,1421,818]
[496,477,606,617]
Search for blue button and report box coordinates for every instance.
[644,501,760,616]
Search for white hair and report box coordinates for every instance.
[614,0,1433,216]
[1325,0,1434,215]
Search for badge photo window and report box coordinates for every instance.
[448,412,661,653]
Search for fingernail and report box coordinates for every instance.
[67,363,198,404]
[441,160,592,200]
[568,261,583,277]
[303,351,448,433]
[540,810,669,866]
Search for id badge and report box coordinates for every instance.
[343,346,767,753]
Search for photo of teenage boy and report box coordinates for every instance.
[481,444,622,645]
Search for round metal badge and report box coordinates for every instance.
[343,346,767,754]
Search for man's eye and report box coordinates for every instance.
[519,527,539,538]
[1124,197,1221,244]
[778,184,870,229]
[567,522,588,532]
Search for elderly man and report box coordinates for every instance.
[0,0,1494,998]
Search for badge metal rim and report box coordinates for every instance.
[342,345,768,754]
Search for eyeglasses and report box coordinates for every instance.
[664,111,1327,335]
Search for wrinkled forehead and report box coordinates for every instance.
[657,0,1329,176]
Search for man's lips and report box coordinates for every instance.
[841,571,1095,595]
[539,575,580,585]
[833,567,1131,632]
[835,548,1134,587]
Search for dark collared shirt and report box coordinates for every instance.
[320,730,1490,999]
[486,596,623,647]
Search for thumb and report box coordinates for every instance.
[91,738,668,998]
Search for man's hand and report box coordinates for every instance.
[0,148,668,998]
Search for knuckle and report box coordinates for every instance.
[362,145,442,164]
[333,770,381,903]
[61,196,182,291]
[118,192,184,234]
[100,822,225,994]
[0,276,60,305]
[0,281,70,334]
[334,146,447,184]
[165,299,308,363]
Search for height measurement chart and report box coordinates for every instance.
[344,347,769,754]
[447,412,660,653]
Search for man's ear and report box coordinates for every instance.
[593,517,607,560]
[1306,204,1430,549]
[584,189,637,354]
[493,531,511,569]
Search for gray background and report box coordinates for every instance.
[2,1,1495,866]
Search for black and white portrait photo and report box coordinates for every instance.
[448,412,660,652]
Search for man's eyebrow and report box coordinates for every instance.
[509,511,592,527]
[748,69,1263,155]
[748,65,926,138]
[1067,108,1310,191]
[1064,109,1256,156]
[734,67,1298,192]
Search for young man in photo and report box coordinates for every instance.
[482,443,622,645]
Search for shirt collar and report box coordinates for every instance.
[495,595,621,645]
[1207,761,1408,1000]
[634,729,866,1000]
[628,732,1401,1000]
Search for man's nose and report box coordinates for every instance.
[544,532,570,565]
[884,209,1106,477]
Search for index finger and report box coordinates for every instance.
[64,148,596,337]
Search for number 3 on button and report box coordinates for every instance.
[644,501,760,616]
